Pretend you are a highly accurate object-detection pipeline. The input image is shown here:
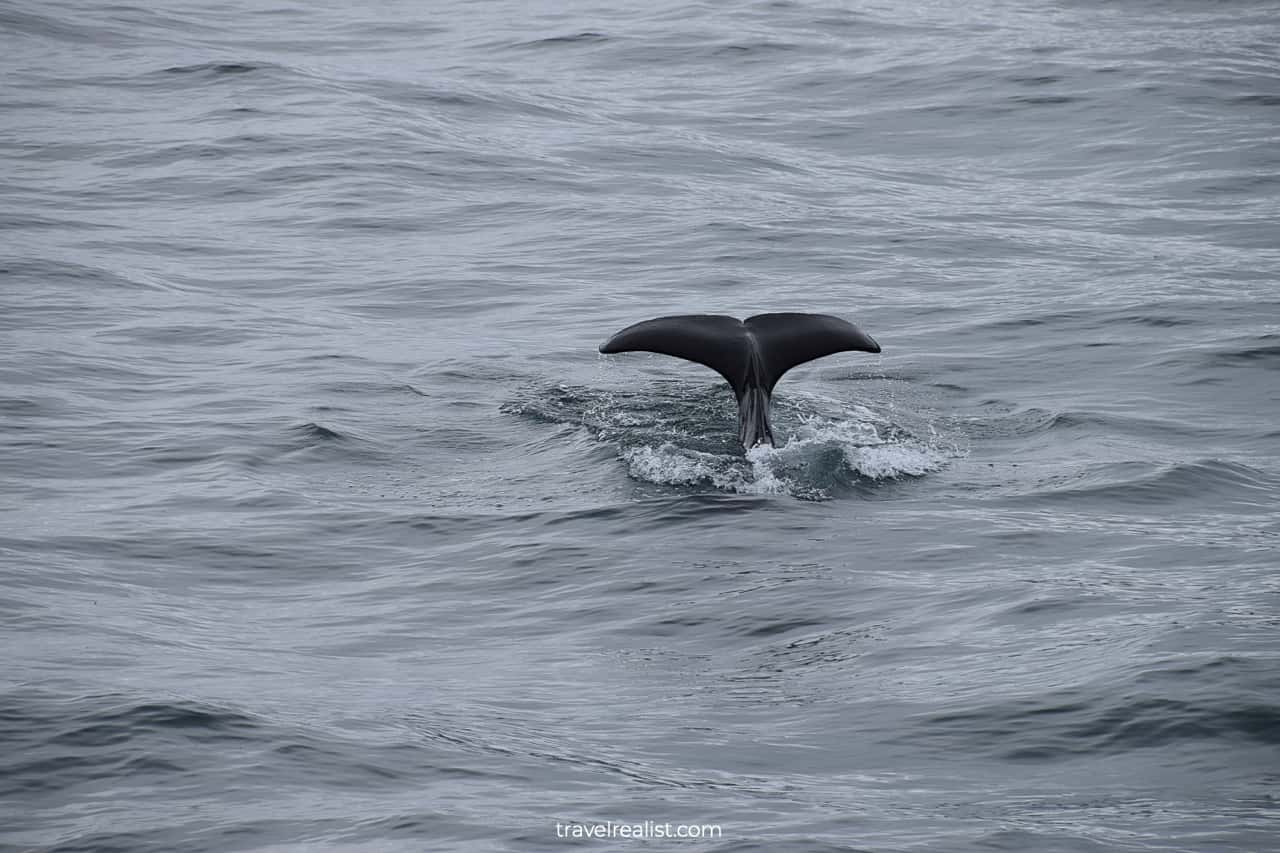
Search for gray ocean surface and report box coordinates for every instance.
[3,0,1279,850]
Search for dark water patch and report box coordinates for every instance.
[962,401,1242,445]
[1113,312,1199,328]
[712,40,801,58]
[607,36,811,69]
[96,323,260,348]
[1134,655,1280,692]
[737,617,829,639]
[1,528,351,580]
[1037,409,1233,442]
[706,843,876,853]
[1009,94,1084,106]
[1009,75,1064,86]
[59,700,261,744]
[1025,458,1277,508]
[333,811,512,848]
[1202,335,1280,369]
[212,421,396,470]
[102,134,305,168]
[1233,93,1280,107]
[516,31,611,48]
[506,542,602,573]
[291,421,350,443]
[37,829,162,853]
[353,81,495,111]
[410,426,505,452]
[0,96,56,111]
[0,212,119,232]
[314,379,429,398]
[400,711,734,793]
[971,827,1125,853]
[550,493,769,533]
[919,691,1280,761]
[384,510,552,537]
[352,77,584,122]
[1,692,261,798]
[998,594,1101,621]
[349,295,529,321]
[968,303,1208,335]
[963,404,1060,439]
[99,440,234,474]
[90,60,317,95]
[757,626,884,669]
[0,395,66,421]
[0,6,131,44]
[270,739,412,787]
[560,139,807,183]
[1076,698,1280,753]
[0,258,155,291]
[314,213,440,234]
[160,61,273,77]
[376,494,766,541]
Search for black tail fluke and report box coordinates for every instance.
[598,313,880,449]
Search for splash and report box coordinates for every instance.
[502,384,957,500]
[621,443,793,496]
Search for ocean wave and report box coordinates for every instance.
[917,687,1280,761]
[1024,458,1277,508]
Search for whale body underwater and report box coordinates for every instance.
[598,313,881,449]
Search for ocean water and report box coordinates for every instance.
[3,0,1279,850]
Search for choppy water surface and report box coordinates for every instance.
[3,0,1279,850]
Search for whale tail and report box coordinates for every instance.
[598,313,881,449]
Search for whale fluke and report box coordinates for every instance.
[598,313,880,449]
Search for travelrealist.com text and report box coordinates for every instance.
[555,821,723,840]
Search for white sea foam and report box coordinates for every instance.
[619,411,952,499]
[623,444,722,486]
